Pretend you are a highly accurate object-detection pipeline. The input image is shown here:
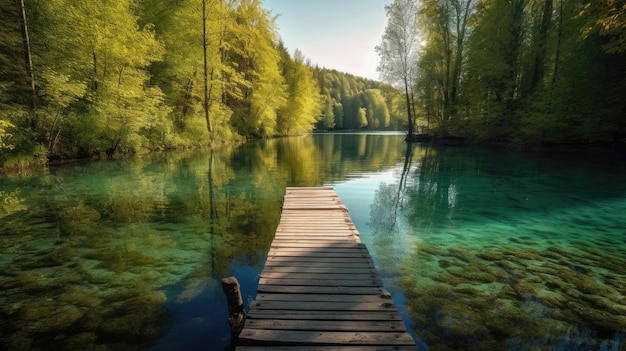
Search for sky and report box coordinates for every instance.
[262,0,392,81]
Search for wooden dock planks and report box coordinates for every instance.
[237,187,417,350]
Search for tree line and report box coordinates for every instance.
[314,68,406,131]
[378,0,626,145]
[0,0,326,168]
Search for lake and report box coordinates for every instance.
[1,133,625,350]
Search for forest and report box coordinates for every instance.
[2,0,624,169]
[0,0,402,169]
[314,68,406,131]
[378,0,626,145]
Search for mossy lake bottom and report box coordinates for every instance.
[1,133,625,350]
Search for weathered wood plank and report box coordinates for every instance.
[262,263,375,270]
[276,228,352,231]
[267,251,368,258]
[256,285,385,295]
[267,247,368,255]
[276,230,357,234]
[271,235,361,241]
[267,244,361,249]
[267,247,369,257]
[255,294,391,303]
[258,277,382,287]
[238,348,417,351]
[263,260,375,267]
[246,310,403,321]
[266,255,368,262]
[265,254,367,260]
[249,300,396,312]
[272,235,360,241]
[261,266,377,274]
[266,252,373,269]
[270,238,360,243]
[245,319,406,332]
[279,211,347,216]
[266,257,373,264]
[280,205,346,209]
[273,236,359,241]
[260,272,377,281]
[277,221,350,224]
[239,330,415,346]
[271,237,358,242]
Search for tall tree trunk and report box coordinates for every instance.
[17,0,36,115]
[450,0,473,114]
[92,49,99,91]
[410,86,418,132]
[203,0,213,133]
[551,0,563,87]
[504,0,526,113]
[404,77,414,138]
[180,69,196,128]
[443,28,452,121]
[530,0,553,93]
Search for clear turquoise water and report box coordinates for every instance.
[1,134,625,350]
[334,145,626,350]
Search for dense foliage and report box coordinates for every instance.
[0,0,404,169]
[0,0,325,167]
[313,68,405,131]
[379,0,626,145]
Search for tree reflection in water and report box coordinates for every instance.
[368,146,626,350]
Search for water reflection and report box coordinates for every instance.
[7,134,623,350]
[367,145,626,350]
[0,133,407,350]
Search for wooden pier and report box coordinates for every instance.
[237,187,417,350]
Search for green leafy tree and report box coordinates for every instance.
[316,69,397,131]
[318,95,336,130]
[581,0,626,54]
[333,101,345,129]
[357,107,368,128]
[0,119,14,152]
[31,0,167,156]
[276,49,322,135]
[364,89,391,129]
[463,0,528,140]
[143,0,241,143]
[417,0,475,129]
[230,0,286,137]
[37,70,87,154]
[0,0,37,163]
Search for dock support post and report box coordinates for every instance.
[221,276,245,350]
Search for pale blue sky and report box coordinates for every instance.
[262,0,391,80]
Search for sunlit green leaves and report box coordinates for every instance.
[581,0,626,54]
[230,0,287,137]
[0,119,14,151]
[31,0,167,156]
[2,0,385,165]
[404,0,626,144]
[276,49,323,135]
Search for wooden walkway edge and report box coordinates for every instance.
[237,187,417,350]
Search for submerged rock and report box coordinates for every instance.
[99,291,167,339]
[404,243,626,351]
[477,251,504,261]
[31,304,84,333]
